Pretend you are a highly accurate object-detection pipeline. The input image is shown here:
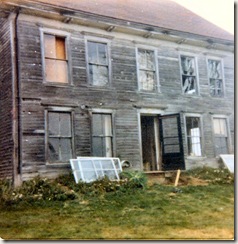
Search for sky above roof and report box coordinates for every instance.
[172,0,234,35]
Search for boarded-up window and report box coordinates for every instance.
[138,49,156,91]
[92,113,113,157]
[213,118,229,155]
[87,41,109,86]
[180,56,198,94]
[208,59,223,97]
[44,34,68,83]
[48,112,72,162]
[186,117,202,156]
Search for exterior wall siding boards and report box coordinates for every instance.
[0,3,234,181]
[0,17,14,179]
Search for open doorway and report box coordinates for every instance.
[141,113,185,171]
[141,116,160,171]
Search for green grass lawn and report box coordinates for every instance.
[0,168,234,240]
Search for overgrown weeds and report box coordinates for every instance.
[184,166,234,185]
[0,167,233,208]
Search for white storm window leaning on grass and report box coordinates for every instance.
[180,56,198,94]
[138,49,157,91]
[47,112,73,162]
[208,59,224,97]
[186,117,202,156]
[87,41,109,86]
[43,34,68,83]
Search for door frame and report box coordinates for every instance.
[138,109,165,171]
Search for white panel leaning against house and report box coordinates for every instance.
[70,157,123,183]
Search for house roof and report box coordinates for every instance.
[31,0,233,42]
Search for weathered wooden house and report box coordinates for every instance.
[0,0,234,185]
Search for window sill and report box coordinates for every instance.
[43,82,74,88]
[46,162,71,168]
[186,156,207,160]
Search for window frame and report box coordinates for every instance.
[184,114,204,157]
[40,28,72,86]
[211,115,231,157]
[89,109,116,157]
[179,54,200,95]
[206,57,225,97]
[136,46,160,92]
[45,107,75,164]
[85,36,111,87]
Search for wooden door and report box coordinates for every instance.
[159,114,185,170]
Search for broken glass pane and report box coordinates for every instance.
[146,51,155,70]
[209,79,223,96]
[181,56,195,76]
[139,70,155,91]
[48,138,59,161]
[208,60,222,79]
[182,76,196,94]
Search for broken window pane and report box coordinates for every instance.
[182,76,196,94]
[181,56,195,76]
[138,49,156,91]
[186,117,202,156]
[139,70,155,91]
[208,60,222,79]
[208,60,223,97]
[49,138,59,161]
[180,56,197,95]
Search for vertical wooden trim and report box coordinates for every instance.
[9,12,22,186]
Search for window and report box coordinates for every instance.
[185,117,202,156]
[43,33,68,83]
[92,113,113,157]
[87,41,109,86]
[208,59,224,97]
[137,49,157,91]
[180,56,198,94]
[213,118,229,155]
[47,111,73,162]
